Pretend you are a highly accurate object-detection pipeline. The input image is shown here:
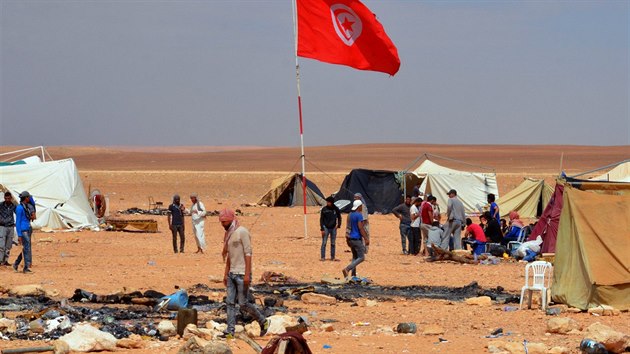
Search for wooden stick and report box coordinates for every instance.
[2,346,54,354]
[235,332,263,353]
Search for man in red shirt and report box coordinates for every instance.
[420,195,436,255]
[464,218,487,256]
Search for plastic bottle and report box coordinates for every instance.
[396,322,417,334]
[580,338,608,354]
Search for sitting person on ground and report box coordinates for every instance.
[501,211,524,246]
[463,218,487,256]
[426,221,445,259]
[500,218,509,235]
[481,211,503,244]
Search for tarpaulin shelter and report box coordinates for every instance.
[0,158,99,230]
[551,186,630,310]
[404,157,499,213]
[334,169,402,214]
[589,160,630,182]
[498,178,554,219]
[258,173,326,207]
[528,178,630,254]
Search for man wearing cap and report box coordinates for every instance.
[353,193,369,238]
[392,195,412,255]
[0,192,16,266]
[319,196,342,261]
[13,191,35,273]
[444,189,466,250]
[167,194,186,253]
[342,200,369,279]
[219,208,269,337]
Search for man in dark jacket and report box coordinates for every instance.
[392,195,412,255]
[481,211,503,244]
[0,192,16,266]
[319,197,341,261]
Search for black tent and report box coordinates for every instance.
[334,169,402,214]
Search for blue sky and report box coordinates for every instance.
[1,0,628,146]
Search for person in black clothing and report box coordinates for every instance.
[167,194,186,253]
[481,211,503,244]
[392,195,412,255]
[320,197,341,261]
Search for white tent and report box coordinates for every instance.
[409,159,499,213]
[0,158,98,230]
[590,161,630,182]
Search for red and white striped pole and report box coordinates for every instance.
[293,0,308,238]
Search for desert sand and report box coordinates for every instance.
[0,144,628,353]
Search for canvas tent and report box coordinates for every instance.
[497,178,553,219]
[528,179,630,254]
[258,173,326,207]
[0,158,99,230]
[334,169,402,214]
[551,186,630,310]
[405,159,499,213]
[590,160,630,182]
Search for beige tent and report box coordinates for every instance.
[498,178,553,219]
[551,186,630,310]
[590,160,630,182]
[258,173,326,207]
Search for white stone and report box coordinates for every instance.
[158,320,177,338]
[60,323,118,352]
[266,314,298,335]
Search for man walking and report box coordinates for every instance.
[319,196,341,261]
[409,197,422,255]
[342,200,369,279]
[14,191,34,273]
[167,195,185,253]
[0,192,16,266]
[189,193,207,254]
[443,189,466,250]
[219,209,269,338]
[392,195,412,255]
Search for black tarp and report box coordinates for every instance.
[334,169,402,214]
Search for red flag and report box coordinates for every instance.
[297,0,401,76]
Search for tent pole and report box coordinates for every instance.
[292,0,308,238]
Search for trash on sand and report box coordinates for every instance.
[396,322,417,334]
[323,344,332,349]
[160,289,188,310]
[351,322,370,327]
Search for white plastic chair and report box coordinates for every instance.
[519,261,553,311]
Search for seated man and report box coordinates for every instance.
[501,211,523,246]
[463,218,487,256]
[481,212,503,244]
[426,221,445,259]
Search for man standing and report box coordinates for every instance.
[342,200,369,278]
[167,195,186,253]
[13,191,34,273]
[412,182,423,198]
[409,197,422,255]
[219,209,268,338]
[443,189,466,250]
[319,196,341,261]
[392,195,412,255]
[190,193,207,254]
[0,192,16,266]
[420,195,436,254]
[353,193,369,238]
[487,194,500,224]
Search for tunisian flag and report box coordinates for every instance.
[297,0,400,76]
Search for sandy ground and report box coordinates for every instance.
[1,145,628,353]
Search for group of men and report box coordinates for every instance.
[166,194,208,254]
[0,191,36,273]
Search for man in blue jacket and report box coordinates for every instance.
[14,191,35,273]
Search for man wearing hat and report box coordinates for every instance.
[319,196,342,261]
[13,191,35,273]
[0,192,16,266]
[342,200,369,279]
[443,189,466,250]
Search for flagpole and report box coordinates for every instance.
[292,0,308,239]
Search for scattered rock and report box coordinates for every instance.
[183,324,218,341]
[584,322,630,353]
[208,276,223,284]
[422,324,445,335]
[547,346,570,354]
[60,323,118,352]
[0,318,16,333]
[487,340,507,353]
[206,320,227,333]
[116,334,144,349]
[465,296,492,306]
[178,335,209,354]
[546,317,579,334]
[29,319,46,334]
[301,293,336,305]
[53,340,70,354]
[158,320,177,338]
[266,314,298,335]
[245,321,261,337]
[321,324,334,332]
[9,284,46,297]
[587,305,621,316]
[488,340,547,354]
[45,316,72,333]
[202,341,233,354]
[566,307,582,313]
